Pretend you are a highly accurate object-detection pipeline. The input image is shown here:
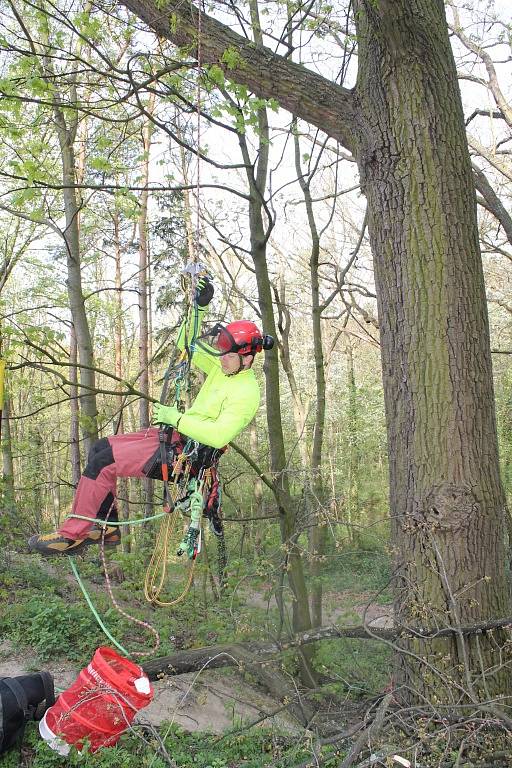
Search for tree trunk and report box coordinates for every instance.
[58,134,98,458]
[249,420,263,554]
[1,393,16,516]
[113,211,132,552]
[346,343,360,547]
[292,124,328,628]
[138,98,155,519]
[69,323,81,488]
[240,0,313,684]
[354,0,510,702]
[39,10,98,458]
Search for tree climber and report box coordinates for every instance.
[28,276,274,556]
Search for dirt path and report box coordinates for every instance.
[0,640,297,734]
[240,586,394,628]
[2,553,387,738]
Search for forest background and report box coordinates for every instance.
[0,0,512,766]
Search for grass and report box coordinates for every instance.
[323,549,392,593]
[10,722,345,768]
[0,547,274,670]
[0,543,393,765]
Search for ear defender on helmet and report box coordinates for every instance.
[262,335,274,351]
[244,332,274,355]
[199,322,275,357]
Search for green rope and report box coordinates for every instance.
[69,557,131,658]
[68,512,166,526]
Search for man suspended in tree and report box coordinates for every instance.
[28,275,274,557]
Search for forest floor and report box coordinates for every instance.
[3,548,511,767]
[0,638,300,733]
[0,552,393,734]
[0,576,392,733]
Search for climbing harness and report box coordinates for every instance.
[144,442,225,607]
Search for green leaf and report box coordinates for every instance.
[207,64,225,87]
[221,46,245,70]
[90,156,112,172]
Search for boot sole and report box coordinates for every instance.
[28,536,121,557]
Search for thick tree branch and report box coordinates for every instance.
[142,614,512,679]
[120,0,359,151]
[472,163,512,248]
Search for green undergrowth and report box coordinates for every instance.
[0,547,393,702]
[0,551,275,666]
[8,723,344,768]
[314,638,392,698]
[322,549,392,595]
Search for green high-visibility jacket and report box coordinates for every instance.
[175,307,260,449]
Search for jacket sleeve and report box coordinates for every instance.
[176,306,219,375]
[177,390,259,449]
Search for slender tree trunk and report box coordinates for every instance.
[242,0,313,683]
[354,0,511,702]
[346,343,361,547]
[274,274,310,469]
[57,128,98,458]
[69,323,81,487]
[113,211,132,551]
[292,124,328,628]
[1,393,15,516]
[39,12,98,458]
[249,420,263,554]
[138,98,155,518]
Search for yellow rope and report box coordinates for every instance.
[144,457,214,607]
[143,510,198,607]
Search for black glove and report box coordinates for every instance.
[195,276,214,307]
[196,277,214,307]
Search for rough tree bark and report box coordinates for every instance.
[120,0,511,703]
[354,0,510,702]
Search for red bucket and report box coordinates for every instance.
[43,647,153,753]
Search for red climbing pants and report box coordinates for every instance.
[58,428,179,539]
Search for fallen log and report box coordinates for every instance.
[141,624,395,679]
[142,639,319,725]
[142,615,512,679]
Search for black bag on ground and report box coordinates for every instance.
[0,672,55,755]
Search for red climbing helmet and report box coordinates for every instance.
[217,320,274,356]
[201,321,274,356]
